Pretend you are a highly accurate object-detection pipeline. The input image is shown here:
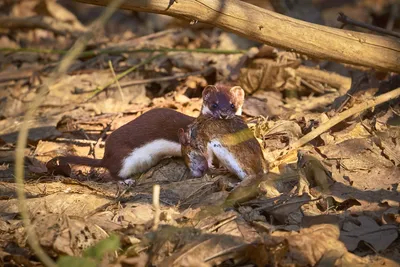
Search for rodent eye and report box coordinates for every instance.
[230,104,235,109]
[211,103,218,109]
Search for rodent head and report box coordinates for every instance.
[178,128,208,177]
[201,84,245,119]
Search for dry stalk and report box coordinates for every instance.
[152,184,161,231]
[108,60,125,100]
[13,0,126,266]
[273,87,400,168]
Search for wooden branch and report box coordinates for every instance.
[74,0,400,73]
[270,86,400,171]
[0,16,85,37]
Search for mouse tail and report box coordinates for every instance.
[56,155,103,167]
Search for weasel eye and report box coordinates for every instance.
[211,103,218,109]
[230,104,235,109]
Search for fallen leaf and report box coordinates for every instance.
[340,215,398,251]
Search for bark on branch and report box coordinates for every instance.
[74,0,400,73]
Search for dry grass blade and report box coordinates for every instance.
[13,0,126,266]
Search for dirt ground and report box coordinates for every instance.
[0,0,399,266]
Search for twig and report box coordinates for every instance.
[84,178,138,219]
[204,243,250,263]
[295,65,351,92]
[0,47,245,58]
[0,69,38,83]
[274,87,400,167]
[55,137,105,146]
[108,60,125,100]
[300,79,325,94]
[112,67,214,89]
[152,184,161,231]
[0,15,85,37]
[13,0,125,266]
[338,12,400,39]
[85,53,163,102]
[93,114,119,158]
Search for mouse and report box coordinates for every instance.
[47,84,245,180]
[178,115,268,180]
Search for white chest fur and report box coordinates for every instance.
[207,140,247,180]
[119,139,181,178]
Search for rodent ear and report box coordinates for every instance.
[202,85,216,100]
[178,128,189,145]
[230,86,245,102]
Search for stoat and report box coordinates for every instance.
[47,84,245,180]
[178,115,268,180]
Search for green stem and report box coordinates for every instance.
[85,53,163,102]
[0,47,245,58]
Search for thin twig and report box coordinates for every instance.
[273,87,400,168]
[13,0,125,266]
[85,53,163,102]
[290,87,400,150]
[84,178,138,219]
[0,15,85,37]
[113,67,214,89]
[93,113,120,158]
[55,137,105,146]
[108,60,125,100]
[338,12,400,39]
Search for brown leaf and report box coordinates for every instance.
[242,91,284,117]
[27,158,48,174]
[279,223,348,266]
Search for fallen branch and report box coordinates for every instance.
[273,87,400,168]
[0,16,85,37]
[74,0,400,73]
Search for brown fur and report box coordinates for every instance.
[180,116,268,179]
[49,108,195,179]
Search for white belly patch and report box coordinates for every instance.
[208,140,247,180]
[119,139,181,178]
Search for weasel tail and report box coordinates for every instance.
[57,156,103,167]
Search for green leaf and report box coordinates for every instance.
[83,234,120,260]
[57,256,97,267]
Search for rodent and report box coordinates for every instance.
[47,84,245,180]
[178,115,268,180]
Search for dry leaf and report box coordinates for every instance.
[340,216,398,252]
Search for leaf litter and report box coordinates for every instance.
[0,0,399,266]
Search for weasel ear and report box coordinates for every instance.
[230,86,245,103]
[178,128,189,145]
[202,85,216,100]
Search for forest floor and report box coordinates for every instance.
[0,0,399,266]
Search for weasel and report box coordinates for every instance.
[47,85,245,180]
[178,115,268,180]
[200,83,244,119]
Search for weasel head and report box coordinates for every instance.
[201,84,245,119]
[178,128,208,177]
